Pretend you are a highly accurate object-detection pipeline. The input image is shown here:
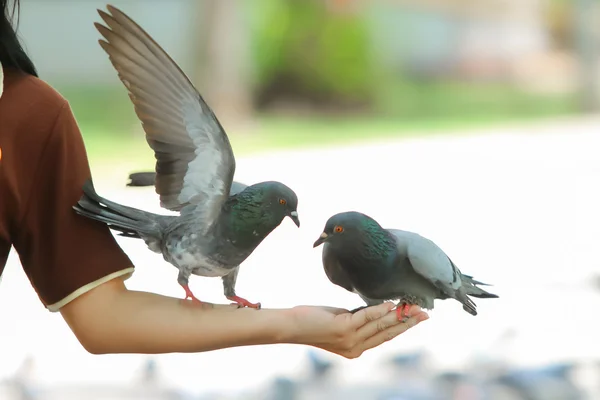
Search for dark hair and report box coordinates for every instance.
[0,0,37,76]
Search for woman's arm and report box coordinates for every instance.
[60,277,428,359]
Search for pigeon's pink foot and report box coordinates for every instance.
[396,303,412,322]
[181,284,203,305]
[227,295,261,309]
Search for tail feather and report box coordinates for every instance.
[456,288,478,316]
[461,273,492,286]
[455,275,499,316]
[462,275,499,299]
[127,171,156,187]
[82,179,156,221]
[73,179,162,239]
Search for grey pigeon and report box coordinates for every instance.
[313,211,498,319]
[73,5,300,309]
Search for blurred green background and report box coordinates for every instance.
[24,0,593,169]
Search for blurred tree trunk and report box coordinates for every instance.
[574,0,599,112]
[191,0,253,128]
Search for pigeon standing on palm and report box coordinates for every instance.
[74,5,300,309]
[313,212,498,319]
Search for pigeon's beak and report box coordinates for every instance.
[288,211,300,228]
[313,232,328,248]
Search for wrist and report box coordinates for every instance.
[263,307,299,345]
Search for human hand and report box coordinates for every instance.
[287,302,428,359]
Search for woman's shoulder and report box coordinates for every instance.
[1,68,76,147]
[2,68,68,114]
[1,68,83,167]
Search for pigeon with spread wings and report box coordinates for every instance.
[73,5,300,309]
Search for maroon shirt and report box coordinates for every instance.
[0,67,134,311]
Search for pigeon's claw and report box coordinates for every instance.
[395,302,412,323]
[227,295,261,310]
[181,284,203,305]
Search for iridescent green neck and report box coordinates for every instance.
[224,189,281,248]
[359,219,396,261]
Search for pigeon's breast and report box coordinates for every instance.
[164,236,233,277]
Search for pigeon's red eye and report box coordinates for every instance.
[279,198,287,205]
[334,226,344,233]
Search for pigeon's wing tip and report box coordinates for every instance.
[97,10,115,28]
[97,40,111,55]
[94,22,110,37]
[106,4,133,21]
[97,8,110,19]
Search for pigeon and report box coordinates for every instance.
[313,211,498,320]
[73,5,301,309]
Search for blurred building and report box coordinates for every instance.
[368,0,578,94]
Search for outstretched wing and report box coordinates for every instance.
[95,5,235,231]
[388,229,463,295]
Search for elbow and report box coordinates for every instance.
[61,308,118,355]
[70,327,112,355]
[59,278,130,355]
[80,338,110,355]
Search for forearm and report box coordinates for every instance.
[61,280,295,354]
[60,278,428,358]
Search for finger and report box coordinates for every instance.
[351,302,395,329]
[359,312,429,352]
[356,305,405,340]
[356,304,422,340]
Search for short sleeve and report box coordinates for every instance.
[12,101,134,311]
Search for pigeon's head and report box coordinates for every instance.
[313,211,381,248]
[252,181,300,227]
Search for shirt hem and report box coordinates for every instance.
[46,267,135,312]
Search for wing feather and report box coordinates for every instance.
[388,229,462,293]
[95,5,236,232]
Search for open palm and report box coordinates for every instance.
[289,303,428,359]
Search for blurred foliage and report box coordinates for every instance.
[245,0,577,119]
[374,79,576,119]
[248,0,375,110]
[61,85,136,135]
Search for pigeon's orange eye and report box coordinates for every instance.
[279,198,287,205]
[334,226,344,233]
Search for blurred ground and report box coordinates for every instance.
[2,115,600,399]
